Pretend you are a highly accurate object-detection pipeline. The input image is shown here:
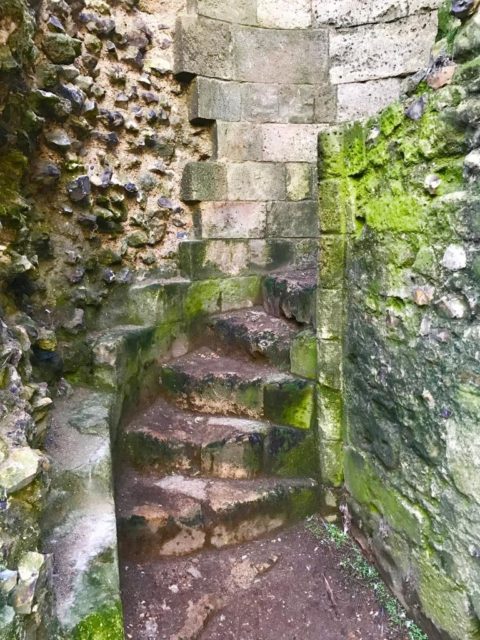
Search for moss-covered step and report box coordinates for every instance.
[207,307,300,370]
[117,471,319,559]
[122,397,311,479]
[159,347,315,430]
[262,269,317,326]
[178,239,310,281]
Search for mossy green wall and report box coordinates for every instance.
[318,6,480,639]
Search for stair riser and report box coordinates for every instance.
[262,279,316,326]
[160,368,315,430]
[207,323,292,370]
[118,486,320,560]
[124,427,309,479]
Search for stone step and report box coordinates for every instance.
[117,471,319,558]
[160,347,315,430]
[123,397,308,479]
[207,307,298,370]
[178,239,317,281]
[262,269,317,326]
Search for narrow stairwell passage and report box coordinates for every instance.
[114,270,411,639]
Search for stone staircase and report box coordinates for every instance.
[116,268,321,633]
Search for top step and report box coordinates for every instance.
[262,269,316,326]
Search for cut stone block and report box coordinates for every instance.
[330,13,438,84]
[257,0,312,29]
[317,340,343,390]
[181,162,227,202]
[179,239,272,279]
[195,201,267,239]
[160,347,313,429]
[337,79,402,123]
[314,0,408,27]
[234,26,329,84]
[262,124,325,162]
[290,330,317,380]
[242,83,280,122]
[174,15,234,79]
[118,471,319,558]
[227,162,286,201]
[189,78,242,122]
[208,307,299,369]
[184,276,262,319]
[196,0,257,24]
[263,269,317,326]
[123,397,307,479]
[286,163,315,201]
[267,201,319,238]
[214,122,263,162]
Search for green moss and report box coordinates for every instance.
[290,331,316,380]
[72,603,124,640]
[275,431,319,478]
[289,487,319,519]
[364,193,425,233]
[264,380,315,430]
[0,150,28,220]
[379,102,405,137]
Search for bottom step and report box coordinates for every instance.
[117,472,319,559]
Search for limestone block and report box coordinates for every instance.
[257,0,312,29]
[234,26,329,84]
[286,163,315,201]
[267,201,318,238]
[337,78,402,122]
[181,162,228,202]
[174,15,234,79]
[227,162,286,201]
[318,439,344,486]
[214,122,263,162]
[0,447,45,494]
[317,289,344,340]
[314,0,408,27]
[313,84,339,123]
[319,235,346,288]
[196,201,267,238]
[319,179,356,234]
[317,386,343,441]
[241,83,280,122]
[179,239,268,279]
[278,85,315,123]
[330,13,438,84]
[262,124,325,162]
[189,78,242,122]
[318,339,343,389]
[290,330,317,379]
[196,0,257,24]
[409,0,443,12]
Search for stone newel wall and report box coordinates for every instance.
[318,5,480,638]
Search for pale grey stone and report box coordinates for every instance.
[337,78,403,122]
[241,83,280,122]
[234,26,329,84]
[0,447,45,494]
[257,0,312,29]
[262,124,326,162]
[227,162,286,201]
[174,15,234,79]
[214,122,263,162]
[442,245,467,271]
[196,0,257,24]
[189,78,242,122]
[314,0,408,27]
[181,162,228,202]
[330,13,438,84]
[198,202,267,238]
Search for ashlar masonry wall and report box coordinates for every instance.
[173,0,440,281]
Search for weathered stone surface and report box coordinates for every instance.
[337,79,403,122]
[0,447,45,494]
[262,124,325,162]
[195,0,257,24]
[257,0,312,29]
[195,202,267,239]
[227,162,286,201]
[214,122,263,162]
[234,27,329,84]
[330,13,438,84]
[189,77,242,122]
[314,0,408,27]
[174,15,234,79]
[181,162,228,202]
[266,201,318,238]
[286,163,314,201]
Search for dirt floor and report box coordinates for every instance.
[120,519,411,640]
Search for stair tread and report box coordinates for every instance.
[126,397,302,445]
[210,307,299,340]
[266,268,317,290]
[118,470,316,520]
[162,346,292,382]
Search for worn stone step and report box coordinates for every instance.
[262,269,317,326]
[117,471,319,558]
[159,347,315,430]
[207,307,298,370]
[123,398,311,479]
